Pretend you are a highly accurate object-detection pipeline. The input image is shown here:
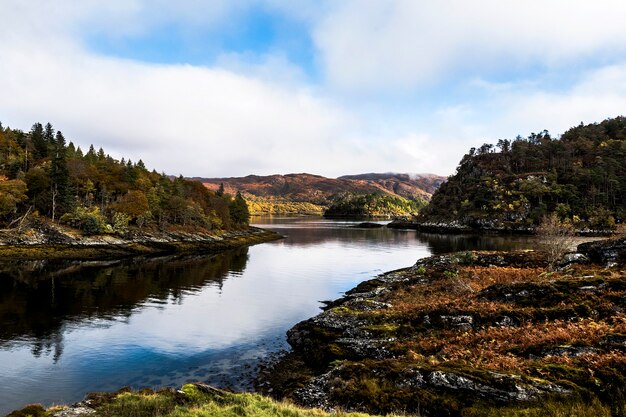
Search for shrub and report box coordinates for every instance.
[536,213,575,269]
[60,206,108,235]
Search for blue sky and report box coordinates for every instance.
[1,1,626,177]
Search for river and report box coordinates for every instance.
[0,217,541,414]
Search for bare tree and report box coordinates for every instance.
[537,213,576,269]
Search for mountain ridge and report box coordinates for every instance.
[193,172,446,206]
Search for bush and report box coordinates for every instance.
[537,213,575,268]
[60,207,108,235]
[112,212,131,235]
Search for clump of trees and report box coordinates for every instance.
[420,117,626,231]
[324,193,426,219]
[0,121,249,233]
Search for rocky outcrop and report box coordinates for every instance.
[577,237,626,266]
[267,245,626,416]
[0,224,281,260]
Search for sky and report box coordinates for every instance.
[1,1,626,178]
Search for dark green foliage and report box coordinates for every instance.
[5,404,48,417]
[324,193,425,219]
[0,120,249,231]
[30,122,47,160]
[50,131,73,220]
[421,117,626,230]
[229,191,250,227]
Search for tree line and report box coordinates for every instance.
[420,116,626,230]
[0,121,249,233]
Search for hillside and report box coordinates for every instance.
[0,121,250,236]
[196,173,445,215]
[324,193,426,219]
[403,117,626,233]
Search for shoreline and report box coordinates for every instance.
[0,226,282,260]
[260,237,626,415]
[7,234,626,416]
[387,219,618,237]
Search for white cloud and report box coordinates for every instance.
[314,0,626,91]
[1,1,626,178]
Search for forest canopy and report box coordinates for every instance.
[0,121,249,233]
[419,116,626,231]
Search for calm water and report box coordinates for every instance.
[0,217,540,414]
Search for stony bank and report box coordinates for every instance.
[262,237,626,416]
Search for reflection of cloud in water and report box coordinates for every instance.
[0,218,543,414]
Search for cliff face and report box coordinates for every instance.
[266,240,626,416]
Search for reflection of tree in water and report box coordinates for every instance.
[272,226,537,254]
[0,248,249,361]
[275,226,414,247]
[419,233,537,255]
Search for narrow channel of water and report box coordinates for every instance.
[0,217,541,414]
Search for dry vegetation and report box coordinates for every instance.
[277,249,626,416]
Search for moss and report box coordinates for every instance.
[5,404,49,417]
[363,324,399,335]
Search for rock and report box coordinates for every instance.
[577,237,626,266]
[558,252,589,268]
[52,407,96,417]
[353,222,385,229]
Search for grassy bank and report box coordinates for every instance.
[6,384,385,417]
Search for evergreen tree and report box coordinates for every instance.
[217,183,225,197]
[229,192,250,227]
[30,123,47,160]
[85,145,97,163]
[50,131,72,220]
[44,122,55,146]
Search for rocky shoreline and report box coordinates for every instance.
[387,218,617,236]
[0,223,282,260]
[261,237,626,416]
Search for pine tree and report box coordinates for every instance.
[217,183,225,197]
[30,123,47,160]
[50,131,72,221]
[229,191,250,227]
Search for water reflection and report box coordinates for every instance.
[0,217,542,415]
[0,249,250,359]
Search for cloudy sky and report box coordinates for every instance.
[1,1,626,177]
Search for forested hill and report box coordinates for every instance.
[0,121,249,234]
[417,116,626,232]
[197,173,444,204]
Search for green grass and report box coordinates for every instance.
[10,385,387,417]
[7,384,623,417]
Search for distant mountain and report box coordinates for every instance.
[193,172,446,215]
[195,172,445,204]
[338,173,445,196]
